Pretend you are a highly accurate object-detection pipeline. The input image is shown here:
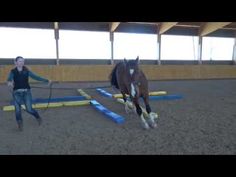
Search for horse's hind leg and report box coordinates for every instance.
[134,101,149,129]
[143,95,157,128]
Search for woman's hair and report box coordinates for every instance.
[15,56,24,62]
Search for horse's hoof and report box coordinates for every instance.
[125,103,134,114]
[142,123,150,130]
[150,122,157,128]
[126,110,132,114]
[148,119,157,128]
[125,107,132,114]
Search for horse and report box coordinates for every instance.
[109,56,157,129]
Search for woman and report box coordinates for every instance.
[7,56,51,131]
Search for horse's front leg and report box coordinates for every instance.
[133,99,150,129]
[143,95,157,128]
[121,92,134,114]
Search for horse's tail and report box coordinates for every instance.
[109,63,119,89]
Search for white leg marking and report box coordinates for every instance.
[140,114,149,129]
[131,83,136,97]
[148,112,158,128]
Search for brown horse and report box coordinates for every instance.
[109,56,157,129]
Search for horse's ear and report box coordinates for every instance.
[124,58,127,64]
[136,56,139,64]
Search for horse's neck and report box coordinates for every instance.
[127,70,141,81]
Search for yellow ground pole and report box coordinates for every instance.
[112,91,167,98]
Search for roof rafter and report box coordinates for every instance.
[199,22,232,36]
[110,22,120,32]
[159,22,178,34]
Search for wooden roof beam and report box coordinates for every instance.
[199,22,232,36]
[54,22,59,29]
[110,22,120,32]
[159,22,178,34]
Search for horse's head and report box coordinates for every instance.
[124,56,140,77]
[123,56,141,98]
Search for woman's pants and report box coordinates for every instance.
[13,89,40,123]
